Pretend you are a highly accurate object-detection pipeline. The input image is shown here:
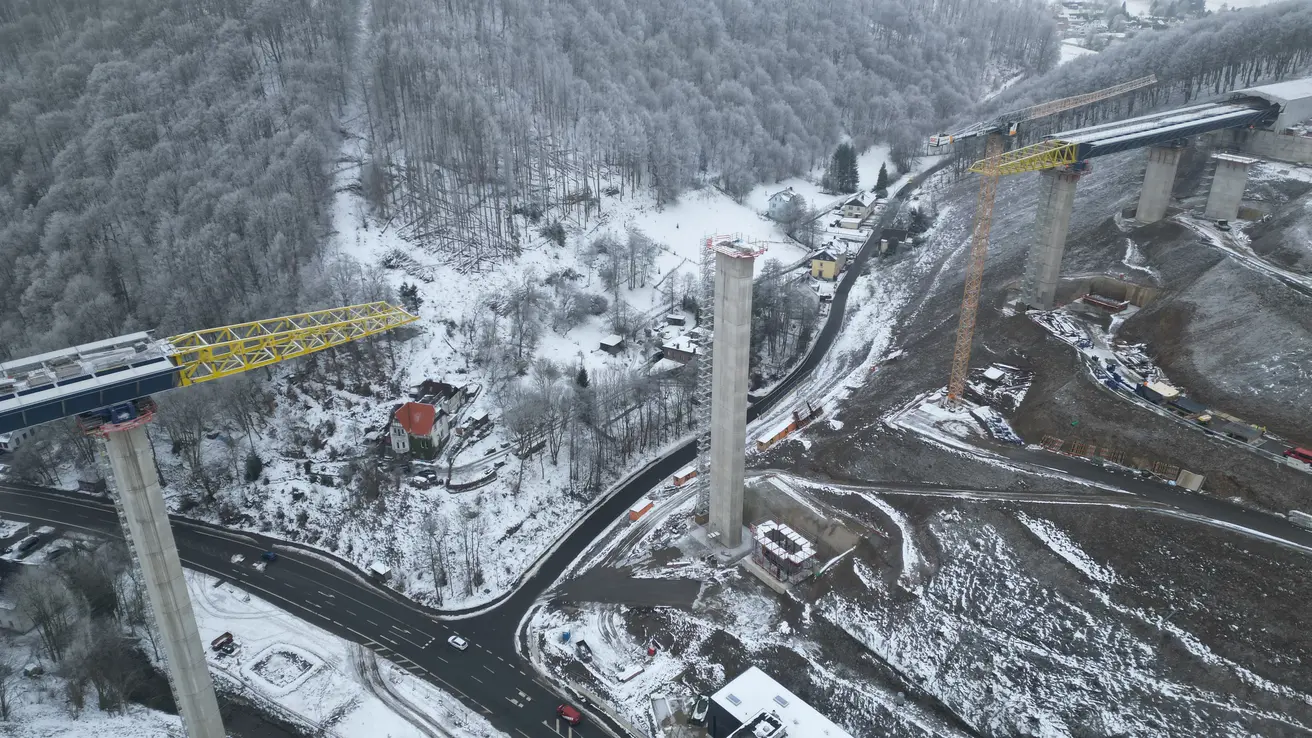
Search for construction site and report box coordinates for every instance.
[522,74,1312,738]
[3,35,1312,738]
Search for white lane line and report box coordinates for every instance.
[470,675,484,684]
[436,656,449,664]
[483,665,495,674]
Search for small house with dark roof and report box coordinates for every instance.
[390,401,450,459]
[600,334,626,355]
[413,379,467,415]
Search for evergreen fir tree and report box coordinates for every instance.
[575,366,590,388]
[824,143,859,194]
[875,163,890,193]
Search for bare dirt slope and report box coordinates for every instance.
[778,142,1312,509]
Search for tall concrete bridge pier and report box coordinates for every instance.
[706,237,764,549]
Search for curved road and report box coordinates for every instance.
[8,159,1310,738]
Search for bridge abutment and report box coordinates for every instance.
[1204,153,1258,222]
[1021,167,1082,310]
[1135,144,1184,224]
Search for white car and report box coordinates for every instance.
[447,635,469,651]
[252,561,267,572]
[230,554,245,564]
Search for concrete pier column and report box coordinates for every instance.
[1204,153,1259,221]
[1135,145,1184,223]
[105,425,226,738]
[1020,167,1082,310]
[708,248,755,549]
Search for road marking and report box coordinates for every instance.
[497,655,505,662]
[436,656,449,664]
[470,675,484,684]
[518,690,531,702]
[392,625,410,634]
[483,665,495,674]
[380,635,399,646]
[309,602,321,609]
[318,590,335,598]
[507,697,521,707]
[517,730,532,738]
[367,619,379,627]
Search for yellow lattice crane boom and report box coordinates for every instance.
[0,301,418,434]
[168,301,418,386]
[939,75,1157,408]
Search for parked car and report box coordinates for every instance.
[447,635,469,651]
[1216,219,1231,232]
[556,704,583,726]
[8,535,40,555]
[690,694,710,726]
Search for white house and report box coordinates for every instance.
[390,402,450,460]
[767,187,804,220]
[0,428,32,453]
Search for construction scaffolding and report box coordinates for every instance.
[693,238,717,523]
[750,520,817,584]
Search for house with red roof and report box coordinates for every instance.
[390,401,451,459]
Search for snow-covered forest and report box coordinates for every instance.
[0,0,370,360]
[358,0,1059,265]
[983,1,1312,134]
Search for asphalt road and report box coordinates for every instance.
[0,482,592,738]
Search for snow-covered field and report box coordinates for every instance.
[189,570,504,738]
[825,504,1312,736]
[1060,41,1098,65]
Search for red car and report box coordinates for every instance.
[556,704,583,726]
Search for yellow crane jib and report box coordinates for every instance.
[967,140,1081,177]
[166,301,419,386]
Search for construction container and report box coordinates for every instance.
[629,498,654,521]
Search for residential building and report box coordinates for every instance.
[767,187,803,220]
[390,402,450,460]
[600,335,625,355]
[662,335,699,364]
[413,379,466,416]
[706,667,853,738]
[809,249,846,281]
[0,428,32,453]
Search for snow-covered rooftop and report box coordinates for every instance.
[711,667,853,738]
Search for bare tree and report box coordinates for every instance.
[419,510,449,604]
[59,551,123,620]
[12,568,81,663]
[0,650,18,721]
